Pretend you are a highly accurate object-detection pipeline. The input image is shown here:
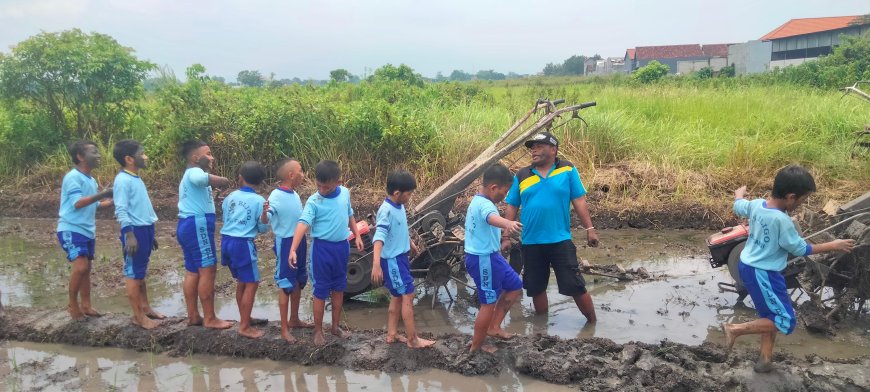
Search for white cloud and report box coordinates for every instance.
[0,0,90,18]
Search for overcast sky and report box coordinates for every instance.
[0,0,867,80]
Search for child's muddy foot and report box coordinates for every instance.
[331,327,350,339]
[204,318,234,330]
[239,326,265,339]
[145,309,166,320]
[314,331,326,346]
[407,336,436,349]
[753,360,774,373]
[132,316,161,330]
[281,330,296,343]
[487,329,516,340]
[81,307,102,317]
[288,319,314,328]
[386,334,408,344]
[722,323,736,351]
[68,305,86,321]
[480,344,498,353]
[187,316,203,326]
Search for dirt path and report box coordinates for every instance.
[0,307,866,391]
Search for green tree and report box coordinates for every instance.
[632,60,670,83]
[694,66,713,79]
[562,55,587,75]
[329,68,351,83]
[0,29,154,142]
[449,69,471,81]
[369,64,425,87]
[542,62,563,76]
[237,70,264,87]
[718,64,735,78]
[475,69,506,80]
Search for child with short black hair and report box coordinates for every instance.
[289,160,364,346]
[263,158,313,343]
[57,140,113,321]
[465,164,523,353]
[112,139,163,329]
[723,165,854,373]
[176,140,233,330]
[371,170,435,348]
[221,161,270,338]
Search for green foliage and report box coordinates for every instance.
[718,64,735,78]
[329,69,351,83]
[237,70,264,87]
[475,70,505,81]
[632,60,670,83]
[0,29,153,145]
[368,64,424,87]
[449,70,472,81]
[694,67,713,79]
[761,33,870,88]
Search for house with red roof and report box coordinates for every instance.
[760,15,869,69]
[624,44,730,74]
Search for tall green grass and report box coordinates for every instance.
[2,78,867,208]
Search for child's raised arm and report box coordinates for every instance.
[487,214,522,236]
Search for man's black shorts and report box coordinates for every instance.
[521,240,586,297]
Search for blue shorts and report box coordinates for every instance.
[57,231,95,261]
[739,261,796,334]
[465,252,523,305]
[120,225,155,280]
[274,236,308,294]
[308,238,350,300]
[382,253,414,297]
[177,214,217,273]
[221,235,260,283]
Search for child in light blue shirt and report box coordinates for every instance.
[263,159,313,343]
[56,140,113,321]
[112,139,163,330]
[288,160,364,346]
[221,161,270,339]
[370,171,435,349]
[723,165,854,373]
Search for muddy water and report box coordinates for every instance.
[1,218,868,390]
[0,341,569,391]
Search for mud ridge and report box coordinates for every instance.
[0,307,866,391]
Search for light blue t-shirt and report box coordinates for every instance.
[734,198,812,271]
[178,167,215,218]
[505,161,586,245]
[299,186,353,242]
[267,187,303,239]
[464,194,501,256]
[57,168,99,238]
[220,187,269,238]
[372,198,411,259]
[113,170,158,229]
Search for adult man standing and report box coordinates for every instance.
[502,132,598,323]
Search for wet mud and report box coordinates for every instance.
[0,307,867,391]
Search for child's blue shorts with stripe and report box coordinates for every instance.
[57,231,95,261]
[274,236,308,294]
[176,214,217,273]
[221,235,260,283]
[465,251,522,305]
[381,253,414,297]
[120,225,155,280]
[308,238,350,300]
[739,261,796,335]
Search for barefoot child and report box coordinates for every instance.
[465,164,524,353]
[112,139,164,329]
[176,140,233,329]
[57,140,113,321]
[221,161,271,338]
[264,158,313,343]
[370,170,435,349]
[289,160,365,346]
[723,165,854,373]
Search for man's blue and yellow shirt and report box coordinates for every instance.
[505,159,586,245]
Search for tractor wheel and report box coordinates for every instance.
[727,241,747,294]
[345,248,373,298]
